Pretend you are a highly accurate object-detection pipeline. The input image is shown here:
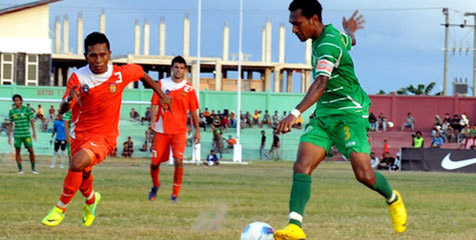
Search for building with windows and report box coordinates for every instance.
[0,0,60,86]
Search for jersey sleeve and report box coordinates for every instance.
[121,64,145,85]
[188,87,199,112]
[8,110,13,122]
[340,32,353,51]
[150,80,162,105]
[62,73,80,107]
[315,41,342,77]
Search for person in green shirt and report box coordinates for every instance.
[274,1,407,239]
[8,94,38,174]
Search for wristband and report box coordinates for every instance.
[290,109,301,118]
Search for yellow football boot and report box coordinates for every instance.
[83,192,101,227]
[388,190,408,233]
[41,206,65,227]
[274,223,307,240]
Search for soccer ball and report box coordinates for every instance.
[240,222,274,240]
[388,121,394,128]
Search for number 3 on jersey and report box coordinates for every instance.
[343,126,351,141]
[114,72,123,83]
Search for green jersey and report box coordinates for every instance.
[311,24,371,117]
[63,110,72,126]
[9,106,34,137]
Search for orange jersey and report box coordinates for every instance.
[151,78,199,134]
[63,64,144,144]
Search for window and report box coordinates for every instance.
[1,53,14,85]
[25,54,38,86]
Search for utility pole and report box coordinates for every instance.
[443,8,449,96]
[464,12,476,96]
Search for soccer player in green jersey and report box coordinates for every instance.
[8,94,38,174]
[273,1,407,239]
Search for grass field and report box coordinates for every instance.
[1,156,476,240]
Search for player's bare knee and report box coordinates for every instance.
[355,171,375,187]
[293,160,311,175]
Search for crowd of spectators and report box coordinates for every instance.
[431,113,476,148]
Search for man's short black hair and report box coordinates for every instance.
[12,94,22,101]
[84,32,110,53]
[289,0,323,22]
[172,55,187,66]
[416,131,422,135]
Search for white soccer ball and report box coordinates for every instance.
[388,122,394,128]
[240,222,274,240]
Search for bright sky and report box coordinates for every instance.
[2,0,476,95]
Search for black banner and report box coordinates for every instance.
[401,148,476,173]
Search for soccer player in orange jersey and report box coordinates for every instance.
[41,32,171,227]
[148,56,200,202]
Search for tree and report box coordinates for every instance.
[396,82,437,95]
[377,89,386,95]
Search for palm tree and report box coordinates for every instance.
[397,82,436,95]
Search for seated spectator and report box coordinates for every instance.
[451,114,462,133]
[412,131,424,148]
[186,127,194,147]
[431,125,446,141]
[205,149,219,166]
[212,115,222,131]
[198,113,207,132]
[26,103,36,115]
[252,110,261,126]
[130,108,140,122]
[400,112,415,132]
[226,135,237,151]
[383,139,389,157]
[36,104,45,121]
[461,125,471,137]
[369,112,377,131]
[240,112,247,128]
[221,114,229,132]
[443,113,451,123]
[377,152,396,171]
[229,111,236,128]
[281,111,287,120]
[141,107,151,125]
[260,110,271,128]
[204,108,212,125]
[122,136,134,158]
[245,111,253,128]
[459,132,476,149]
[49,105,56,123]
[110,147,118,157]
[370,152,380,169]
[431,132,444,148]
[272,111,280,128]
[293,115,304,129]
[460,113,470,127]
[377,112,386,132]
[433,115,442,127]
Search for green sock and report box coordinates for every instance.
[371,171,394,201]
[288,173,312,227]
[31,162,36,171]
[17,164,23,171]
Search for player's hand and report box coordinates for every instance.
[277,115,296,134]
[342,10,365,34]
[68,85,80,102]
[32,132,37,141]
[194,131,201,144]
[161,95,173,113]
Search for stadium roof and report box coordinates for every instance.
[0,0,61,16]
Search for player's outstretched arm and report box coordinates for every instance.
[277,75,329,134]
[140,73,172,111]
[342,10,365,46]
[59,85,79,114]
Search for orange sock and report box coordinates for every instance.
[150,164,160,188]
[79,172,95,205]
[172,167,183,197]
[58,170,83,211]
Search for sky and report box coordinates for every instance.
[2,0,476,95]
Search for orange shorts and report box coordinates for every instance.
[71,136,114,171]
[151,132,186,165]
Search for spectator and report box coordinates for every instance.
[221,114,229,132]
[139,130,151,152]
[26,103,36,114]
[460,113,470,128]
[459,131,476,149]
[369,112,377,131]
[383,139,389,157]
[1,118,9,135]
[226,135,237,151]
[377,112,387,132]
[212,128,224,159]
[229,111,236,128]
[272,111,280,128]
[245,111,253,128]
[36,104,45,121]
[443,113,451,123]
[129,108,140,122]
[141,107,151,125]
[281,111,287,120]
[268,129,280,160]
[122,136,134,158]
[433,115,442,127]
[203,108,212,125]
[212,115,222,131]
[431,132,444,148]
[186,127,194,147]
[198,113,207,132]
[48,105,56,123]
[370,152,380,169]
[260,130,268,159]
[378,152,396,171]
[450,114,462,133]
[260,110,271,128]
[110,147,117,157]
[293,115,303,129]
[412,131,424,148]
[401,112,415,132]
[217,110,223,118]
[252,110,261,126]
[205,149,219,166]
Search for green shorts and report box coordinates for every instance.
[300,115,370,158]
[14,136,33,149]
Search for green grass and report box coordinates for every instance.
[1,156,476,240]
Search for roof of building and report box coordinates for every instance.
[0,0,61,16]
